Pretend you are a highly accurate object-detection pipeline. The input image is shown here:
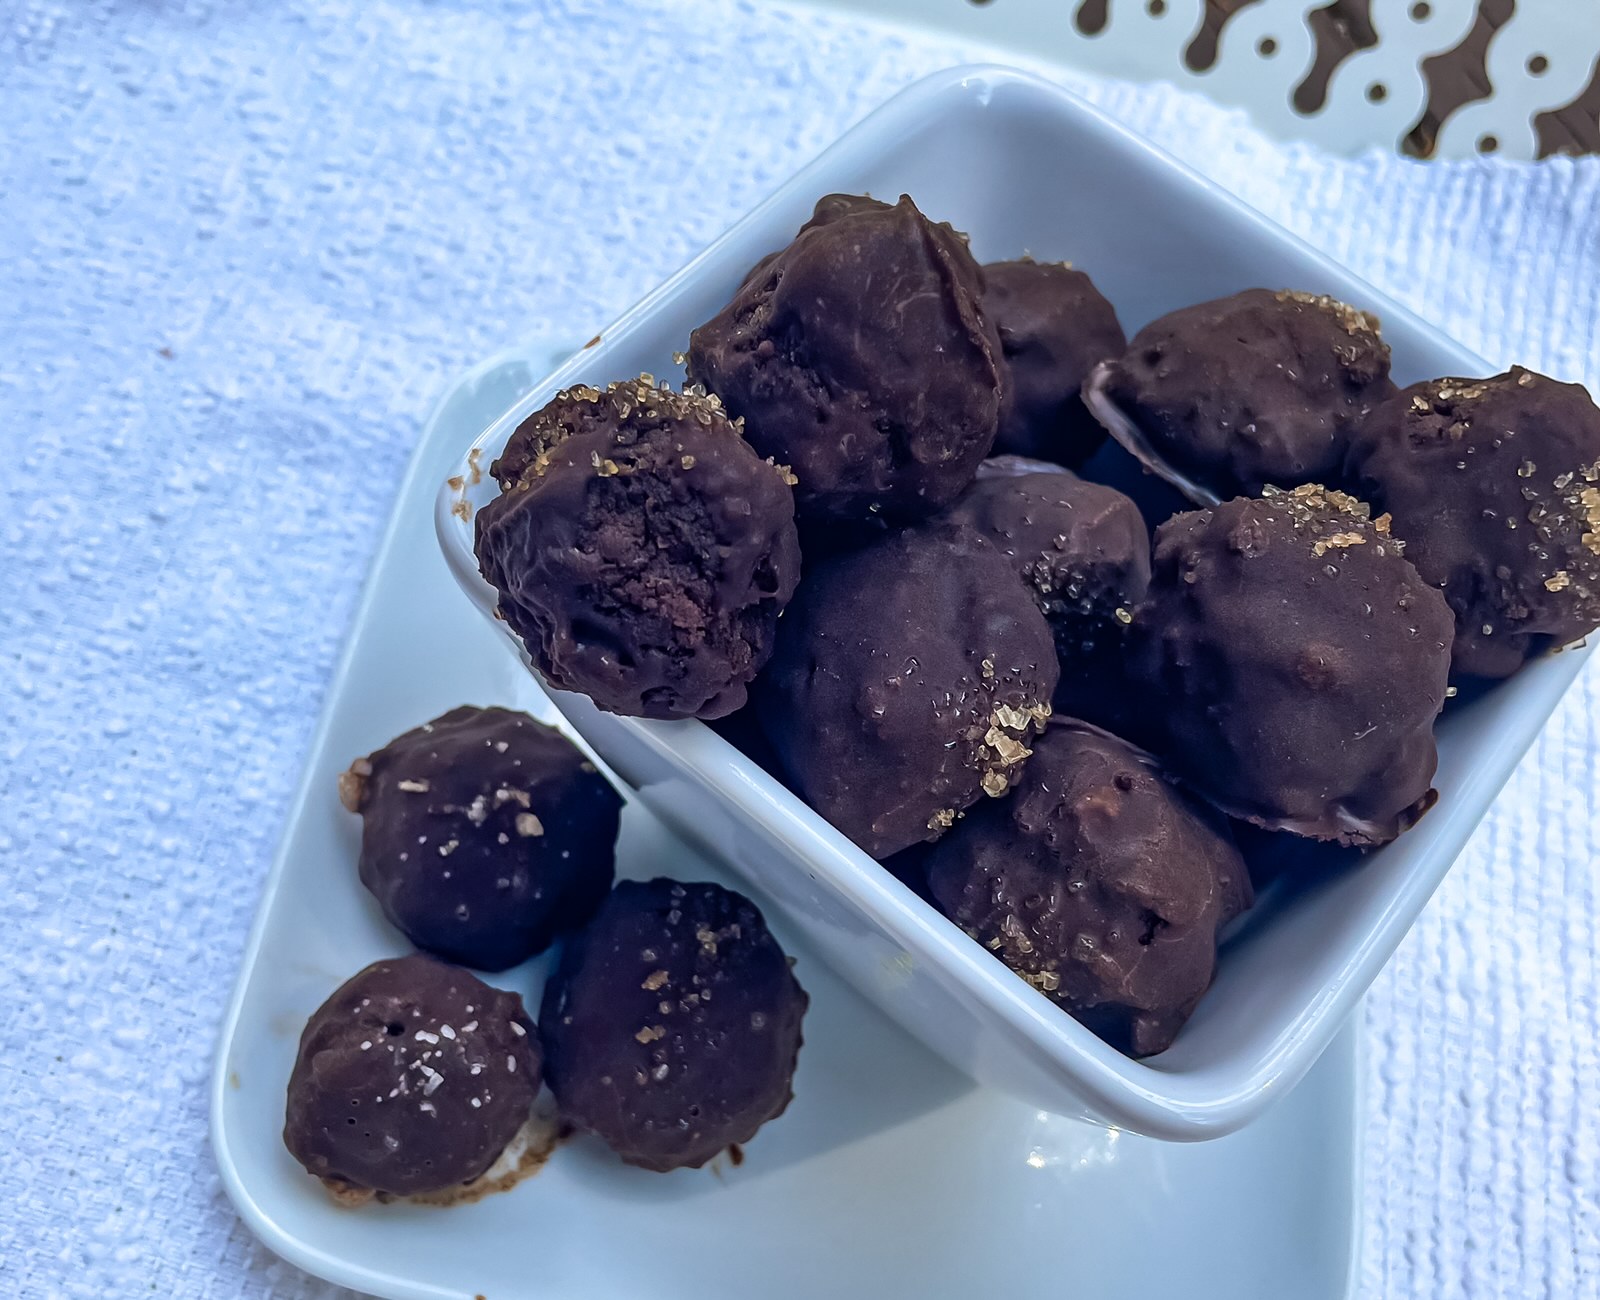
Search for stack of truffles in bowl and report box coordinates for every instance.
[473,192,1600,1061]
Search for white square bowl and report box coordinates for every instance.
[435,65,1590,1140]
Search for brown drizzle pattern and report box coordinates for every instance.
[1403,0,1514,157]
[1074,0,1110,36]
[1063,1,1599,156]
[1185,0,1268,73]
[1534,54,1600,157]
[1293,0,1379,115]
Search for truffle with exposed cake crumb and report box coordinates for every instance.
[540,878,807,1172]
[1346,367,1600,679]
[753,520,1058,859]
[1129,486,1454,845]
[342,705,622,971]
[474,376,802,720]
[926,721,1251,1057]
[284,954,541,1199]
[982,258,1125,467]
[943,463,1150,724]
[686,193,1002,523]
[1084,288,1396,501]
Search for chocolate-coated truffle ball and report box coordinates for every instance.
[341,706,623,971]
[1130,486,1454,845]
[1085,288,1396,501]
[982,259,1125,467]
[1347,367,1600,679]
[754,521,1059,859]
[943,464,1150,722]
[475,376,801,720]
[540,879,807,1172]
[687,194,1002,523]
[284,954,541,1198]
[926,722,1251,1057]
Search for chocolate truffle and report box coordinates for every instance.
[284,954,541,1198]
[926,722,1251,1057]
[943,464,1150,722]
[341,705,623,971]
[753,521,1059,859]
[982,259,1125,467]
[540,878,807,1172]
[1347,367,1600,679]
[1085,288,1396,501]
[475,376,801,720]
[1129,486,1454,845]
[686,193,1002,523]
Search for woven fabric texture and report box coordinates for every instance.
[3,2,1596,1296]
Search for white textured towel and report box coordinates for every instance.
[2,2,1596,1297]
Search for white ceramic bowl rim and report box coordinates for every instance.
[433,64,1589,1138]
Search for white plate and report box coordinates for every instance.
[436,66,1588,1139]
[211,345,1360,1300]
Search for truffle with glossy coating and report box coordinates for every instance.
[342,705,623,971]
[283,954,541,1198]
[982,258,1125,467]
[926,722,1251,1057]
[943,465,1150,722]
[1347,367,1600,678]
[687,193,1002,523]
[754,520,1058,859]
[540,878,807,1172]
[1128,486,1454,845]
[475,376,801,720]
[1086,288,1396,501]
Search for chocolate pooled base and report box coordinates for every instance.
[1347,367,1600,679]
[283,954,541,1198]
[1088,288,1396,502]
[540,879,807,1172]
[926,722,1251,1057]
[475,376,801,720]
[1129,486,1454,845]
[981,259,1125,467]
[941,464,1150,727]
[753,520,1059,860]
[342,705,622,971]
[687,193,1002,523]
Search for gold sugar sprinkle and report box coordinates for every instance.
[1312,531,1368,556]
[991,703,1031,731]
[1433,379,1490,404]
[984,726,1032,766]
[1275,289,1381,337]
